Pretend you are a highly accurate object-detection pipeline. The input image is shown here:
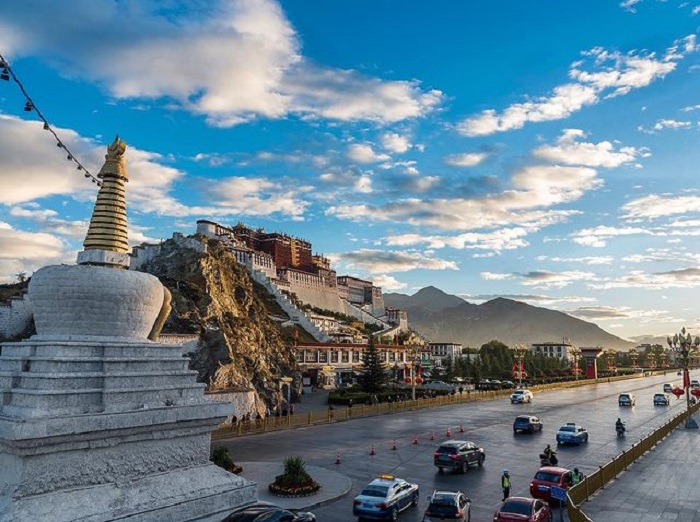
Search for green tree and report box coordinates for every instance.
[359,337,387,392]
[441,355,455,382]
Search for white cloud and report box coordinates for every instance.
[533,129,642,167]
[518,270,597,288]
[457,36,694,136]
[622,194,700,220]
[347,144,391,164]
[570,225,652,247]
[590,268,700,290]
[380,133,411,154]
[444,152,489,167]
[335,249,458,273]
[371,274,408,291]
[0,0,441,127]
[638,119,693,134]
[386,227,530,252]
[0,221,72,282]
[480,272,512,281]
[620,0,643,12]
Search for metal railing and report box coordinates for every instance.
[566,400,700,521]
[211,372,650,441]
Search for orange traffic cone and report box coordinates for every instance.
[430,431,435,441]
[335,451,341,465]
[446,427,452,437]
[391,439,397,450]
[412,436,419,445]
[370,444,376,456]
[459,424,465,433]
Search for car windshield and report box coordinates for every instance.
[559,426,575,433]
[427,503,458,516]
[535,471,562,483]
[655,394,665,398]
[361,486,388,497]
[436,446,458,454]
[515,417,530,423]
[620,395,630,399]
[500,500,532,515]
[512,391,524,395]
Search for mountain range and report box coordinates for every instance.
[383,286,635,350]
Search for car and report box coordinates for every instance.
[663,383,674,393]
[555,423,589,445]
[221,502,316,521]
[510,389,534,404]
[493,496,553,521]
[422,490,471,521]
[352,474,419,521]
[513,415,543,434]
[433,440,485,474]
[618,392,636,406]
[691,379,700,389]
[653,393,670,406]
[529,466,574,503]
[501,380,515,389]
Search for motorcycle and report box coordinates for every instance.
[616,424,625,437]
[539,451,558,466]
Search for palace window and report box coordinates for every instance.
[295,350,305,363]
[331,351,338,363]
[341,351,349,363]
[389,351,396,362]
[352,351,360,363]
[319,351,328,363]
[306,351,318,363]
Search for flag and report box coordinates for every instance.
[520,360,524,373]
[512,360,518,373]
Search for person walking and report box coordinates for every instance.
[501,469,511,501]
[572,467,584,485]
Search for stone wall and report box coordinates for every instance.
[205,389,259,424]
[0,294,32,339]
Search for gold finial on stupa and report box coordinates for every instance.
[77,135,131,268]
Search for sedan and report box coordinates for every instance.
[555,423,588,445]
[353,474,419,520]
[513,415,543,434]
[510,390,534,403]
[221,502,316,521]
[653,393,670,406]
[493,497,552,521]
[423,490,471,521]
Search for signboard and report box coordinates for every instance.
[550,486,567,502]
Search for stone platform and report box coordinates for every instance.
[0,340,255,521]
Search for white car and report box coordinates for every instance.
[691,380,700,389]
[510,389,533,403]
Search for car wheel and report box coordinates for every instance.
[391,507,398,522]
[585,434,589,442]
[529,426,535,434]
[411,493,419,506]
[478,456,484,467]
[461,461,468,474]
[513,428,518,434]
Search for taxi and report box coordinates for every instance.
[555,422,589,445]
[353,474,420,520]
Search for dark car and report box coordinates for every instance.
[513,415,543,434]
[221,502,316,521]
[422,490,471,521]
[433,440,485,474]
[493,497,552,521]
[529,466,573,503]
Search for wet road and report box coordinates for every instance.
[217,373,691,521]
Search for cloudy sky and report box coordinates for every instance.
[1,0,700,341]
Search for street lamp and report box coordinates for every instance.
[667,328,699,429]
[511,344,528,387]
[405,343,422,400]
[569,346,582,380]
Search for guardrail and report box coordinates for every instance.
[211,372,650,441]
[566,400,700,521]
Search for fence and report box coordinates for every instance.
[566,400,700,521]
[211,372,654,441]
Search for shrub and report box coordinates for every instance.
[269,456,320,496]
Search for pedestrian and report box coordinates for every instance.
[290,403,295,415]
[501,469,511,501]
[458,386,464,396]
[572,467,584,485]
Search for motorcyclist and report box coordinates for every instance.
[542,444,558,465]
[615,418,625,434]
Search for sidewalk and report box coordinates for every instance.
[582,415,700,521]
[235,461,352,511]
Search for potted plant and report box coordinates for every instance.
[268,456,321,497]
[210,447,243,474]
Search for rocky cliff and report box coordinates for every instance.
[136,235,300,409]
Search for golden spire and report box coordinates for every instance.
[77,136,131,268]
[82,136,129,254]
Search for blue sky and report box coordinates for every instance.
[1,0,700,341]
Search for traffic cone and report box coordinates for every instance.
[412,436,419,445]
[391,439,397,450]
[446,427,452,437]
[370,444,376,456]
[335,451,341,465]
[459,424,465,433]
[430,431,435,441]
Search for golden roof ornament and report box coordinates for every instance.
[77,135,131,268]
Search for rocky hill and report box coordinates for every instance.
[135,235,303,405]
[384,286,635,350]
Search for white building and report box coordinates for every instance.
[428,342,463,367]
[531,340,575,361]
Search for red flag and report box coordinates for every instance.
[512,360,518,373]
[520,360,524,373]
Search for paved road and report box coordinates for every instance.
[216,372,691,521]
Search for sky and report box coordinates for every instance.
[1,0,700,341]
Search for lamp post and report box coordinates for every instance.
[569,346,581,380]
[511,344,528,387]
[406,343,422,400]
[667,328,699,429]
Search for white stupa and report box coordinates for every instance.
[0,137,255,521]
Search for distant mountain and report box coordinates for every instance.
[384,288,634,350]
[627,335,668,347]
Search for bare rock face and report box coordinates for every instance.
[135,236,297,405]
